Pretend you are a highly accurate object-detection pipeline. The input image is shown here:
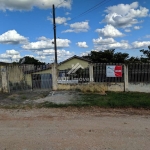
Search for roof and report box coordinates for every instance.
[25,55,91,74]
[24,64,52,74]
[59,55,92,65]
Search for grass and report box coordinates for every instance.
[38,92,150,109]
[20,95,27,100]
[1,91,150,109]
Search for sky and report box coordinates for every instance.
[0,0,150,63]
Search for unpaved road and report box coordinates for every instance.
[0,108,150,150]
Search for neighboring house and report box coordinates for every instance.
[7,55,91,90]
[27,55,91,88]
[58,55,91,70]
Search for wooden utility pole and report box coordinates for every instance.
[52,4,57,64]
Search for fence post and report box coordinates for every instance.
[124,64,128,92]
[52,63,58,90]
[89,63,94,82]
[1,66,10,93]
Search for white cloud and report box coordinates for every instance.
[93,38,150,50]
[0,58,10,63]
[96,42,131,50]
[134,26,141,30]
[93,37,116,45]
[47,16,71,25]
[37,36,48,41]
[125,29,131,32]
[132,41,150,49]
[144,35,150,38]
[105,2,139,15]
[0,0,72,11]
[43,49,54,55]
[22,37,71,50]
[35,55,46,61]
[0,49,21,62]
[103,2,149,28]
[6,49,20,55]
[36,48,74,62]
[76,42,88,48]
[80,51,90,56]
[0,30,28,44]
[42,49,73,57]
[65,12,71,15]
[96,24,124,38]
[25,55,34,57]
[62,21,90,33]
[93,39,131,50]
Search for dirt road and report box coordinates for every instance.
[0,108,150,150]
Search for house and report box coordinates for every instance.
[5,55,91,90]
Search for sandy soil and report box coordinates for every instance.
[0,108,150,150]
[33,91,80,104]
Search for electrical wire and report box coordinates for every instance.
[50,0,111,36]
[56,0,111,29]
[56,0,67,9]
[68,0,110,23]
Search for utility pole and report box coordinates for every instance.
[52,4,57,64]
[52,4,58,91]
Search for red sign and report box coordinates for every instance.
[114,66,122,77]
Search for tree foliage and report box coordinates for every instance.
[140,46,150,62]
[83,49,129,63]
[19,56,45,65]
[83,46,150,63]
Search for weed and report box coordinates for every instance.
[20,95,27,100]
[10,97,15,101]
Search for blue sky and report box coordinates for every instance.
[0,0,150,63]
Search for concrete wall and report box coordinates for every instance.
[0,66,9,93]
[128,83,150,93]
[58,82,124,94]
[0,68,2,92]
[107,82,124,92]
[8,66,24,84]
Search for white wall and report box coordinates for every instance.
[128,83,150,93]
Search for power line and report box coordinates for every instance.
[56,0,67,9]
[49,0,111,38]
[56,0,110,28]
[68,0,110,23]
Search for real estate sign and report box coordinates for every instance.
[106,65,122,77]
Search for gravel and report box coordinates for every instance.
[33,91,80,104]
[0,108,150,150]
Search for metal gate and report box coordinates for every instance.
[32,74,52,89]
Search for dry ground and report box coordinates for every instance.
[0,108,150,150]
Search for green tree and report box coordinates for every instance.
[19,56,45,65]
[127,56,140,63]
[113,52,129,63]
[140,46,150,62]
[83,50,129,63]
